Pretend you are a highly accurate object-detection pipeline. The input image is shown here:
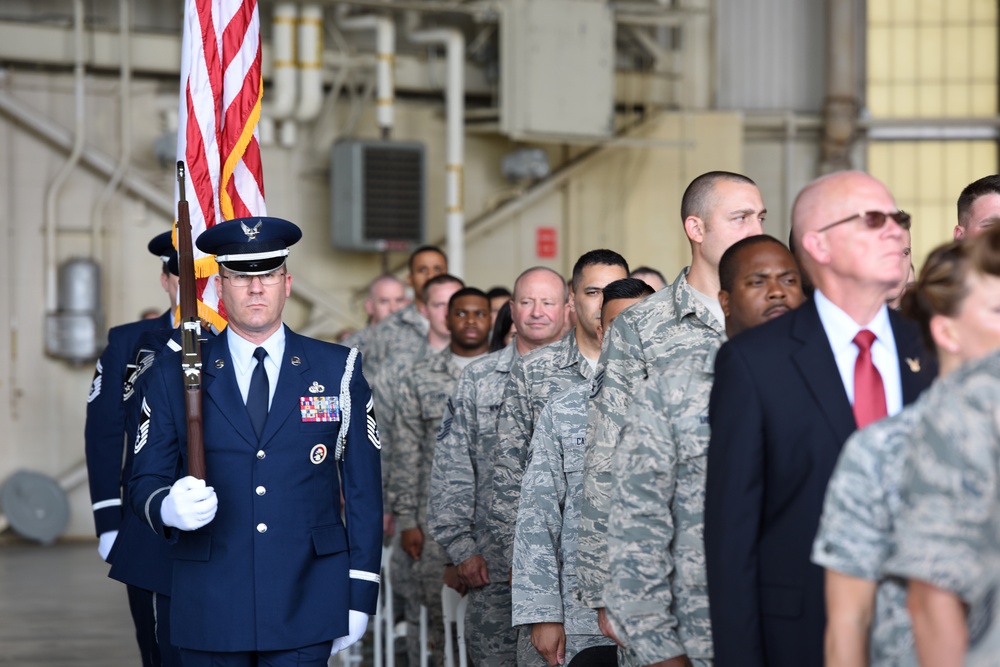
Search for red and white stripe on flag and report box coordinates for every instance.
[175,0,267,330]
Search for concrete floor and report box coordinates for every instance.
[0,539,139,666]
[0,538,392,666]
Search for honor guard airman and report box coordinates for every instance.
[84,230,180,666]
[129,217,383,667]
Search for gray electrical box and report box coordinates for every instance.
[331,139,426,252]
[500,0,615,140]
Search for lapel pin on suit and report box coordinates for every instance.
[309,381,325,394]
[905,357,921,373]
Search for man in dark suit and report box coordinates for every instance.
[84,231,178,666]
[703,170,936,667]
[129,217,383,667]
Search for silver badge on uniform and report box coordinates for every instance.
[291,356,301,366]
[241,220,262,240]
[310,444,327,464]
[308,381,325,394]
[215,359,225,369]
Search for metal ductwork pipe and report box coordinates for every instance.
[820,0,860,173]
[409,29,465,278]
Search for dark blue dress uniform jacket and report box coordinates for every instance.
[86,310,173,537]
[129,325,383,652]
[109,329,186,596]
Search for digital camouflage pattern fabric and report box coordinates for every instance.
[578,268,723,608]
[513,382,615,664]
[885,351,1000,667]
[605,350,715,665]
[427,342,521,667]
[491,328,593,573]
[812,401,922,666]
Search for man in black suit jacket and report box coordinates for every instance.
[703,170,936,667]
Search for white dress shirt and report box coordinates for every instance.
[813,290,903,417]
[228,325,286,409]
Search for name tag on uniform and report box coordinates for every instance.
[300,396,341,422]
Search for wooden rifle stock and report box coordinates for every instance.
[176,161,206,480]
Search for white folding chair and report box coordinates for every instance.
[381,543,396,667]
[440,585,469,667]
[419,604,429,667]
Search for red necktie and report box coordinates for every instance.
[852,329,887,428]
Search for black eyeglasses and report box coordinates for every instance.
[221,270,286,287]
[818,210,912,233]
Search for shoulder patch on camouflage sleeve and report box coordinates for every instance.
[437,396,456,441]
[87,360,103,404]
[590,370,604,399]
[134,397,151,455]
[366,397,381,449]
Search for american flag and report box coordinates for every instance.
[175,0,267,329]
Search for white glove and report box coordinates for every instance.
[97,530,118,561]
[160,476,218,531]
[330,610,369,654]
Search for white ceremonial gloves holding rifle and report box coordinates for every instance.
[330,611,368,655]
[161,475,218,530]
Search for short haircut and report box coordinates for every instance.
[512,266,569,302]
[602,277,655,305]
[489,301,514,353]
[408,245,447,274]
[448,287,489,310]
[486,286,511,300]
[680,171,757,223]
[957,175,1000,228]
[629,266,665,283]
[571,249,629,290]
[368,273,404,297]
[718,234,790,293]
[421,273,464,303]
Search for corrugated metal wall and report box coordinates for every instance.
[715,0,827,111]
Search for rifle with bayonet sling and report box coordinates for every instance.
[176,161,206,480]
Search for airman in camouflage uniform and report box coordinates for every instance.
[428,341,521,667]
[391,346,466,667]
[811,401,922,666]
[513,382,616,666]
[577,267,723,614]
[885,351,1000,667]
[604,348,716,667]
[490,328,593,572]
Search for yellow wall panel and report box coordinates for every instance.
[891,26,917,81]
[915,26,943,80]
[943,26,972,76]
[971,0,997,21]
[868,26,893,80]
[916,85,944,116]
[916,0,947,21]
[869,0,891,23]
[971,27,998,79]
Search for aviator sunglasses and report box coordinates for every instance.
[817,210,912,233]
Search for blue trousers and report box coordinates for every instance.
[178,640,333,667]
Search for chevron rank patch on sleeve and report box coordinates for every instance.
[366,397,380,449]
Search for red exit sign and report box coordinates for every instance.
[536,227,557,259]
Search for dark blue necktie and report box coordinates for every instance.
[247,347,269,439]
